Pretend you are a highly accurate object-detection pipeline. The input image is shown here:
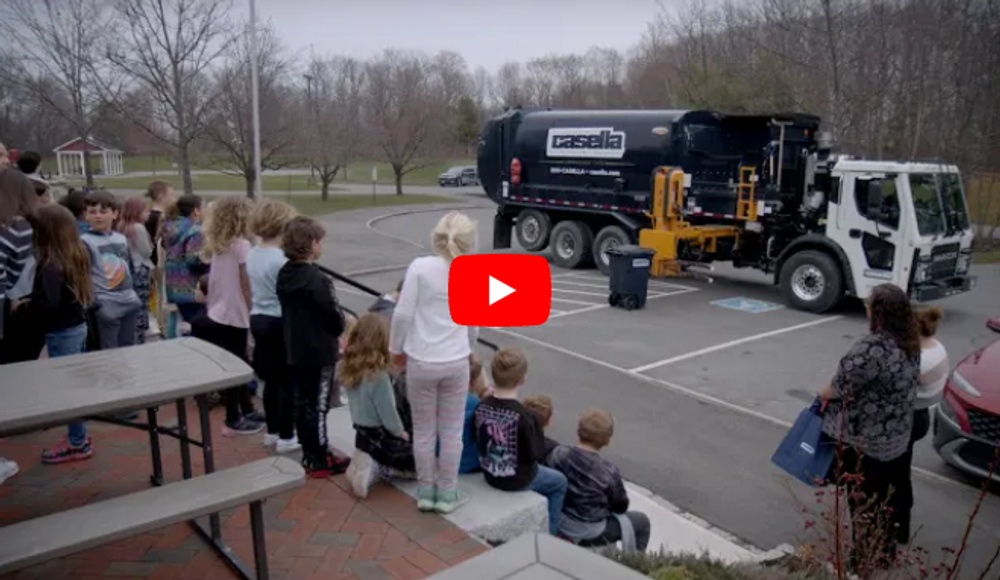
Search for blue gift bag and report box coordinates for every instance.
[771,399,836,487]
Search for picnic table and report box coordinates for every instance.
[0,337,266,579]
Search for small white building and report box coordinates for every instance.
[53,137,125,177]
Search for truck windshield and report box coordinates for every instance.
[909,174,947,236]
[940,173,971,233]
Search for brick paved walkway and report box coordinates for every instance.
[0,400,488,579]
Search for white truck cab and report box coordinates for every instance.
[824,159,976,304]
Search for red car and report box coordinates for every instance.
[933,322,1000,482]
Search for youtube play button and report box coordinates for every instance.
[488,276,516,306]
[448,255,552,327]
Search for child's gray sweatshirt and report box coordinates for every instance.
[81,229,141,318]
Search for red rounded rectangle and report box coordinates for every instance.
[448,254,552,327]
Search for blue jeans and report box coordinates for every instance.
[529,465,568,534]
[46,324,88,447]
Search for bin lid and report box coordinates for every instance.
[606,244,656,258]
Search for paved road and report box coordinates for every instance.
[317,202,1000,578]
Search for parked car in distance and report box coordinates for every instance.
[933,322,1000,483]
[438,166,479,187]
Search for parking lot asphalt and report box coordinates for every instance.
[318,201,1000,575]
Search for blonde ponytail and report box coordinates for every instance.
[431,211,477,262]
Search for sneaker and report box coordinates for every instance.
[263,433,280,447]
[223,418,265,437]
[416,486,436,512]
[434,489,470,514]
[0,458,19,485]
[275,436,301,454]
[988,318,1000,334]
[41,439,93,465]
[348,451,379,499]
[244,410,266,423]
[304,453,351,479]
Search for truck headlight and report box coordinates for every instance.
[914,259,931,283]
[956,249,972,275]
[951,370,981,397]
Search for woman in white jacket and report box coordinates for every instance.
[389,211,478,514]
[898,305,949,545]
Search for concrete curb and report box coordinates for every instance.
[624,480,766,557]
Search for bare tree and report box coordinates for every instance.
[105,0,234,194]
[0,0,119,186]
[365,50,440,195]
[203,22,292,198]
[301,55,366,200]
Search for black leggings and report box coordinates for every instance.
[193,316,255,425]
[839,447,911,563]
[251,315,294,439]
[290,365,333,465]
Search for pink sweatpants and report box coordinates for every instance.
[406,358,470,492]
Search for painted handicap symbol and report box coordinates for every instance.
[710,297,784,314]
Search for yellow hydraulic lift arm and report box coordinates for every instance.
[638,166,742,278]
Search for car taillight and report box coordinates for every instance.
[510,157,522,186]
[942,388,973,433]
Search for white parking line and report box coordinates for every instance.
[627,316,843,373]
[552,287,614,297]
[563,272,698,292]
[549,304,607,319]
[551,296,601,306]
[554,280,611,290]
[484,326,964,489]
[549,308,566,316]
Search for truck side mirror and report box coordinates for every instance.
[866,181,885,219]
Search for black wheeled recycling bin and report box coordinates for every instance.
[607,245,655,311]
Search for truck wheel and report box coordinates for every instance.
[550,221,594,269]
[515,209,552,252]
[593,225,631,276]
[779,250,843,313]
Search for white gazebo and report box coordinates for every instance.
[53,137,125,177]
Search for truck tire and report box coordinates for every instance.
[593,225,631,276]
[515,209,552,252]
[550,220,594,270]
[779,250,843,313]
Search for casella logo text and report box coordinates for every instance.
[546,127,627,159]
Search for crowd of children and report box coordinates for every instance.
[0,167,650,552]
[339,315,651,551]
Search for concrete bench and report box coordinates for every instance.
[326,407,548,543]
[0,457,304,578]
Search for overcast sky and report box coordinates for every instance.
[257,0,673,72]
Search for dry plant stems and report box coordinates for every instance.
[793,396,1000,580]
[943,445,1000,580]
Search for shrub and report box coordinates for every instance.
[600,548,830,580]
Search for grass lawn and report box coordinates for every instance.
[336,159,475,187]
[973,247,1000,264]
[65,173,333,192]
[57,157,476,190]
[204,193,455,217]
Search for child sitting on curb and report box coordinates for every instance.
[458,354,490,474]
[548,407,651,552]
[523,394,559,466]
[342,313,414,498]
[474,347,567,535]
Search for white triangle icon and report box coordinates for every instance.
[488,275,516,306]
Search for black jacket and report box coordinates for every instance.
[276,261,345,368]
[28,262,85,334]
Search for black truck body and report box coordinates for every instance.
[478,107,821,227]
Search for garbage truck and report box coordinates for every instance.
[477,107,977,313]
